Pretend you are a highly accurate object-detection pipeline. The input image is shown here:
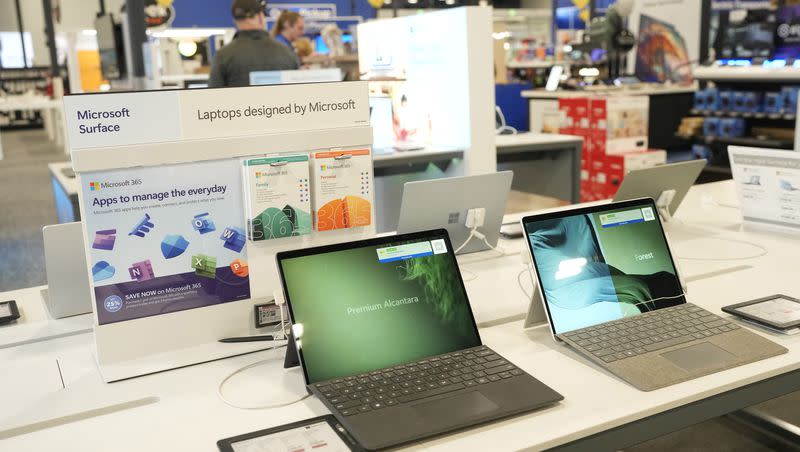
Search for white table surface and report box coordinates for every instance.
[2,180,799,451]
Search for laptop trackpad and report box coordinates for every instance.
[412,391,498,421]
[662,342,736,372]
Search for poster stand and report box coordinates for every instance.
[63,82,374,382]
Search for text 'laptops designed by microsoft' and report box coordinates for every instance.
[276,229,562,450]
[522,198,786,391]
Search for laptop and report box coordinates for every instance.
[613,159,706,219]
[42,222,93,318]
[521,198,787,391]
[397,171,513,255]
[276,229,563,450]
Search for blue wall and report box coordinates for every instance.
[170,0,376,28]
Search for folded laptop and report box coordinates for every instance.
[521,198,787,391]
[276,229,563,450]
[613,159,706,218]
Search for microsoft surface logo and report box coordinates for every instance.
[89,181,100,191]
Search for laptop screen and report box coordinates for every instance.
[278,230,481,384]
[523,200,685,335]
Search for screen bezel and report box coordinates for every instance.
[521,198,686,337]
[216,414,364,452]
[722,294,800,329]
[276,228,482,386]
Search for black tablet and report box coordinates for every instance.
[217,415,364,452]
[722,295,800,332]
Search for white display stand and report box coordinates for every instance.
[63,82,374,382]
[358,6,496,176]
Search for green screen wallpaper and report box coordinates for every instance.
[590,213,676,277]
[281,239,480,383]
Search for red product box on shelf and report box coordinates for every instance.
[589,96,649,155]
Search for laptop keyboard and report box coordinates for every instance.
[562,303,740,363]
[313,346,524,417]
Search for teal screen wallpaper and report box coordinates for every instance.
[526,204,684,334]
[281,237,480,383]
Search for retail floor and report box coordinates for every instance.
[0,129,797,451]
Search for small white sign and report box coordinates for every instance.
[63,91,182,150]
[178,82,369,141]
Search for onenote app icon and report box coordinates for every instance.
[104,295,123,313]
[89,181,100,191]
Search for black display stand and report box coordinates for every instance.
[283,330,299,368]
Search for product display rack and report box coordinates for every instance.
[680,66,800,180]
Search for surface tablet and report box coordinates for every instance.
[722,295,800,333]
[217,415,364,452]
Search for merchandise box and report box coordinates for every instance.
[589,96,649,155]
[781,86,799,114]
[705,88,720,111]
[719,118,745,138]
[703,117,721,137]
[558,97,591,137]
[718,91,733,112]
[733,92,762,113]
[693,89,706,111]
[764,92,782,114]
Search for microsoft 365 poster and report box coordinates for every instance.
[82,159,250,324]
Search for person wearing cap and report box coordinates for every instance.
[208,0,299,87]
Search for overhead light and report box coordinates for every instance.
[408,0,418,4]
[445,0,455,4]
[178,40,198,58]
[492,31,511,40]
[149,28,227,39]
[82,29,97,36]
[578,67,600,78]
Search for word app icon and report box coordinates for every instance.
[161,234,189,259]
[91,261,116,282]
[92,229,117,251]
[230,259,249,278]
[192,212,216,234]
[192,254,217,279]
[220,227,246,253]
[128,260,155,281]
[129,213,154,238]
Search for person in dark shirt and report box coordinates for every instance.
[208,0,299,87]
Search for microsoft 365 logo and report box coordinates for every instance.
[89,180,133,191]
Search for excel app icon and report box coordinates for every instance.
[191,254,217,279]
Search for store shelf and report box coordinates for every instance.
[506,60,556,69]
[694,66,800,83]
[689,109,796,121]
[675,134,794,150]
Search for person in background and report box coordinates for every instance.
[271,11,305,56]
[208,0,298,87]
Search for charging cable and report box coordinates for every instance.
[217,292,309,410]
[216,342,311,410]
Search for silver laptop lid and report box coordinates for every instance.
[397,171,513,255]
[613,159,706,217]
[521,198,685,336]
